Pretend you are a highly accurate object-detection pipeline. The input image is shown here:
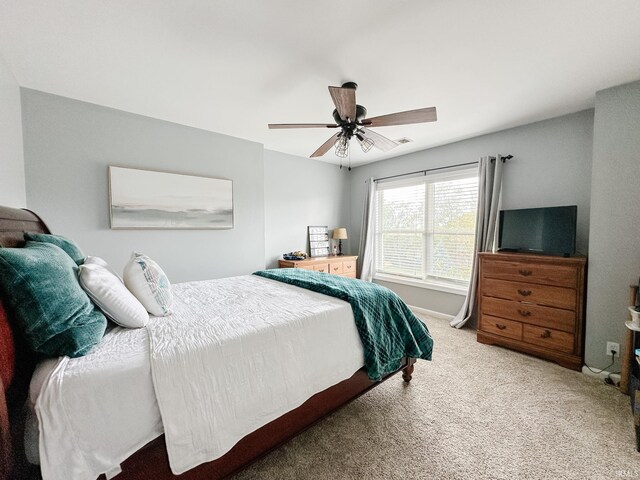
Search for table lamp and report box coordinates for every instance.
[332,228,348,256]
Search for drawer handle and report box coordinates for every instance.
[518,269,532,276]
[540,329,551,339]
[517,289,532,297]
[346,264,352,269]
[517,309,531,317]
[332,267,338,271]
[495,323,507,330]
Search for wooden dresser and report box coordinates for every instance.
[278,255,357,278]
[477,252,587,370]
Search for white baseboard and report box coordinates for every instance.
[581,366,621,383]
[407,305,454,321]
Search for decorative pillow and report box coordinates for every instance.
[24,232,85,265]
[123,252,173,316]
[0,242,106,358]
[84,255,123,282]
[78,263,149,328]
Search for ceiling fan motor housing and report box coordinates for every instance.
[332,105,368,138]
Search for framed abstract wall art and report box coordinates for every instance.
[109,166,233,229]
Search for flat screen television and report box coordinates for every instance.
[498,205,577,256]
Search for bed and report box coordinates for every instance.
[0,206,427,480]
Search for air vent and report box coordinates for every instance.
[395,137,413,144]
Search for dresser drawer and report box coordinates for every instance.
[479,315,522,341]
[482,260,577,288]
[481,296,575,333]
[329,262,344,274]
[313,264,329,273]
[522,324,574,353]
[482,278,577,310]
[342,260,356,275]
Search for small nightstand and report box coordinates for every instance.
[278,255,358,278]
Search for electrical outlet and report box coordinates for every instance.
[606,341,620,357]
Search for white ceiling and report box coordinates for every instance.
[1,1,639,166]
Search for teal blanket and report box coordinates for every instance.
[253,269,433,381]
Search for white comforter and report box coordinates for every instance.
[148,275,365,474]
[34,275,364,479]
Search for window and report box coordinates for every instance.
[374,168,478,288]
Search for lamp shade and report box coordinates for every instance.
[332,228,348,240]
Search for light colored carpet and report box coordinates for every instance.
[233,315,637,480]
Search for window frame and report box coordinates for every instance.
[372,167,478,294]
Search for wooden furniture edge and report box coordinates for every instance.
[621,284,639,394]
[0,377,11,480]
[0,206,51,480]
[477,331,582,371]
[477,251,587,264]
[104,358,417,480]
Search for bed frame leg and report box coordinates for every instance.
[402,364,414,383]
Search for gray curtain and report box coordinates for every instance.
[451,155,505,328]
[357,177,376,282]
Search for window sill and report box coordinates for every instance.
[373,273,468,296]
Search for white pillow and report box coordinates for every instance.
[123,252,173,317]
[84,255,123,282]
[78,263,149,328]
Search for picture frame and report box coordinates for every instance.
[308,225,330,257]
[109,166,233,229]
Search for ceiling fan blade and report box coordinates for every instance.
[361,128,399,152]
[328,86,357,121]
[363,107,437,127]
[268,123,338,129]
[310,132,340,158]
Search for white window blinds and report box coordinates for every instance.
[375,169,478,285]
[375,182,426,278]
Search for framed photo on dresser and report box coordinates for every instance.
[308,225,330,257]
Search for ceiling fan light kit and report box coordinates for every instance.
[334,134,349,158]
[355,132,375,153]
[268,82,438,161]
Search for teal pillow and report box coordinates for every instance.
[24,232,85,265]
[0,241,106,358]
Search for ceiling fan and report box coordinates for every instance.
[268,82,437,160]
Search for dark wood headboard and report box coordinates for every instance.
[0,206,50,479]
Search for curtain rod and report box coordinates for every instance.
[371,155,513,183]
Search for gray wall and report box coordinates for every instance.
[16,82,640,373]
[264,150,349,268]
[0,53,25,207]
[22,89,265,282]
[585,80,640,370]
[348,110,594,314]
